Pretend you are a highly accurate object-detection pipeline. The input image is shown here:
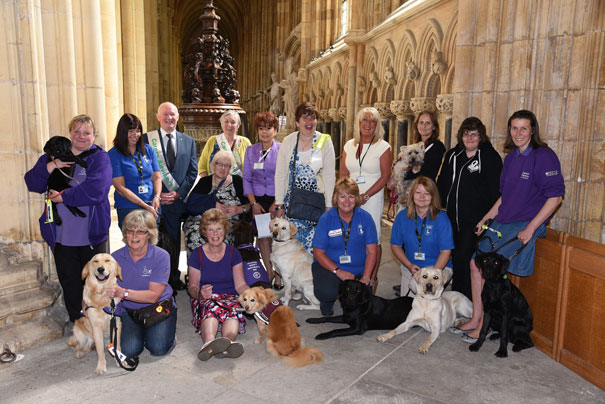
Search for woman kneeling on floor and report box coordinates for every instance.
[108,209,177,360]
[188,208,249,361]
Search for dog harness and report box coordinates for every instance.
[254,299,282,325]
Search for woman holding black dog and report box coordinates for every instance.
[24,114,112,324]
[453,110,564,343]
[107,209,176,359]
[312,178,378,316]
[437,117,502,300]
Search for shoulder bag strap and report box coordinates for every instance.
[289,133,300,195]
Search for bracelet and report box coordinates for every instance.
[250,201,257,207]
[153,195,161,200]
[332,267,339,274]
[275,205,282,210]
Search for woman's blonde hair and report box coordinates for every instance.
[210,150,236,174]
[199,208,230,238]
[352,107,384,146]
[121,209,158,245]
[67,114,96,135]
[331,177,362,208]
[406,176,442,220]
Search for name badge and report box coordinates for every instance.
[138,185,149,194]
[328,229,342,237]
[414,252,426,261]
[355,176,366,184]
[339,255,352,264]
[254,162,264,170]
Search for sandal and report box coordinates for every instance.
[197,337,231,361]
[215,341,244,359]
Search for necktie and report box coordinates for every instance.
[166,133,176,170]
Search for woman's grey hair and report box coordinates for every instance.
[121,209,158,245]
[210,150,236,174]
[219,110,241,128]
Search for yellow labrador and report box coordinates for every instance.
[269,217,320,310]
[67,253,122,375]
[377,267,472,353]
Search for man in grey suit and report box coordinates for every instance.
[145,102,197,291]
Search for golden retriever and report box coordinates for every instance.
[377,267,472,353]
[67,253,122,375]
[238,287,323,367]
[269,217,320,310]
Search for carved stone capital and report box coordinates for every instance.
[328,108,340,121]
[410,97,436,113]
[296,68,307,83]
[338,107,347,120]
[390,100,412,119]
[436,94,454,114]
[319,109,332,121]
[375,102,394,119]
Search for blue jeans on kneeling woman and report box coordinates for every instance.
[120,306,177,358]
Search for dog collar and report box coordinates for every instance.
[503,274,508,279]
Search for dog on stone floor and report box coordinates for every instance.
[469,252,534,357]
[43,136,98,226]
[387,141,425,212]
[232,221,272,289]
[269,217,320,310]
[377,267,472,353]
[306,279,414,340]
[67,253,122,375]
[238,287,323,367]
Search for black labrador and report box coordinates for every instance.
[306,279,413,340]
[44,136,97,226]
[469,252,534,357]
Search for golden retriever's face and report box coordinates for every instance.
[82,253,122,283]
[270,217,297,241]
[413,267,449,298]
[238,287,277,314]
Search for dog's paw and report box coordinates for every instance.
[315,332,330,340]
[495,349,508,358]
[419,342,430,354]
[253,338,263,344]
[377,333,392,342]
[469,342,480,352]
[306,317,325,324]
[75,350,85,359]
[95,364,107,375]
[489,332,500,341]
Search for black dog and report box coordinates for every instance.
[43,136,97,226]
[469,252,534,357]
[306,279,413,340]
[232,221,272,290]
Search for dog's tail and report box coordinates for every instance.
[282,346,323,367]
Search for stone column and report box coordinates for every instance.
[375,102,394,144]
[329,107,341,159]
[436,94,454,149]
[345,43,358,142]
[390,100,413,149]
[100,0,121,146]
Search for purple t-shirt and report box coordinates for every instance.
[187,244,243,295]
[496,146,565,224]
[55,163,90,246]
[112,245,174,311]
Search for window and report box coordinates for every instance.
[341,0,348,36]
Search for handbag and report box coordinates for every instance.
[126,298,174,328]
[185,178,225,215]
[286,133,326,223]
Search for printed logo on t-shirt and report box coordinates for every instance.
[467,160,480,173]
[142,266,152,277]
[358,224,364,235]
[143,156,151,164]
[78,167,86,177]
[425,225,433,236]
[545,170,558,177]
[520,171,530,180]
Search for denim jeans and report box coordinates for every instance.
[120,305,177,358]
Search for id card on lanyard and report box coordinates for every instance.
[130,151,149,194]
[355,135,375,185]
[414,215,427,261]
[339,216,353,264]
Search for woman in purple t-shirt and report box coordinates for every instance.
[453,110,564,343]
[187,208,249,361]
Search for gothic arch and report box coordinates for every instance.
[442,11,458,94]
[331,62,344,107]
[394,30,417,100]
[320,66,333,108]
[417,19,444,97]
[361,46,379,104]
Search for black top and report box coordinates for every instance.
[191,174,247,204]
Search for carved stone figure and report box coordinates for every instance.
[431,50,447,76]
[267,72,283,116]
[384,66,397,86]
[279,57,299,129]
[406,60,420,81]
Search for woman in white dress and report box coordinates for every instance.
[340,107,392,291]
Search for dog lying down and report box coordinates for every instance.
[377,267,472,353]
[469,252,534,357]
[239,287,323,367]
[306,279,413,340]
[67,253,122,375]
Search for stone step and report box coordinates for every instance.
[0,261,41,297]
[0,316,63,352]
[0,286,61,328]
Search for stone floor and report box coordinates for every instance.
[1,220,603,404]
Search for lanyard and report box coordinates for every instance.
[356,135,375,175]
[415,215,427,252]
[339,216,353,255]
[258,147,271,163]
[129,151,144,185]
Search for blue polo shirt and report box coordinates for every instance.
[113,245,173,311]
[496,146,564,224]
[108,144,160,209]
[312,208,378,276]
[390,209,454,268]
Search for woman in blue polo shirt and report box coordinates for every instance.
[390,176,454,297]
[454,110,565,343]
[108,113,162,229]
[312,177,378,315]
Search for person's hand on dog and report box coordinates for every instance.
[160,191,179,205]
[48,189,64,203]
[409,265,421,275]
[46,158,73,174]
[335,269,355,281]
[274,205,285,218]
[106,285,126,299]
[200,284,213,299]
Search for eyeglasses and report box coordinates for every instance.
[125,229,149,236]
[462,132,480,138]
[300,113,317,121]
[206,228,225,234]
[215,162,231,169]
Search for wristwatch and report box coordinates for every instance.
[363,194,370,201]
[123,289,130,299]
[332,267,339,274]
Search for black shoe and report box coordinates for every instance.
[273,283,284,291]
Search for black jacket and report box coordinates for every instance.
[437,142,502,230]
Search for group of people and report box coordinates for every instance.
[24,98,564,363]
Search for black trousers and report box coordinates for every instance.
[53,242,107,322]
[311,261,343,315]
[451,225,476,301]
